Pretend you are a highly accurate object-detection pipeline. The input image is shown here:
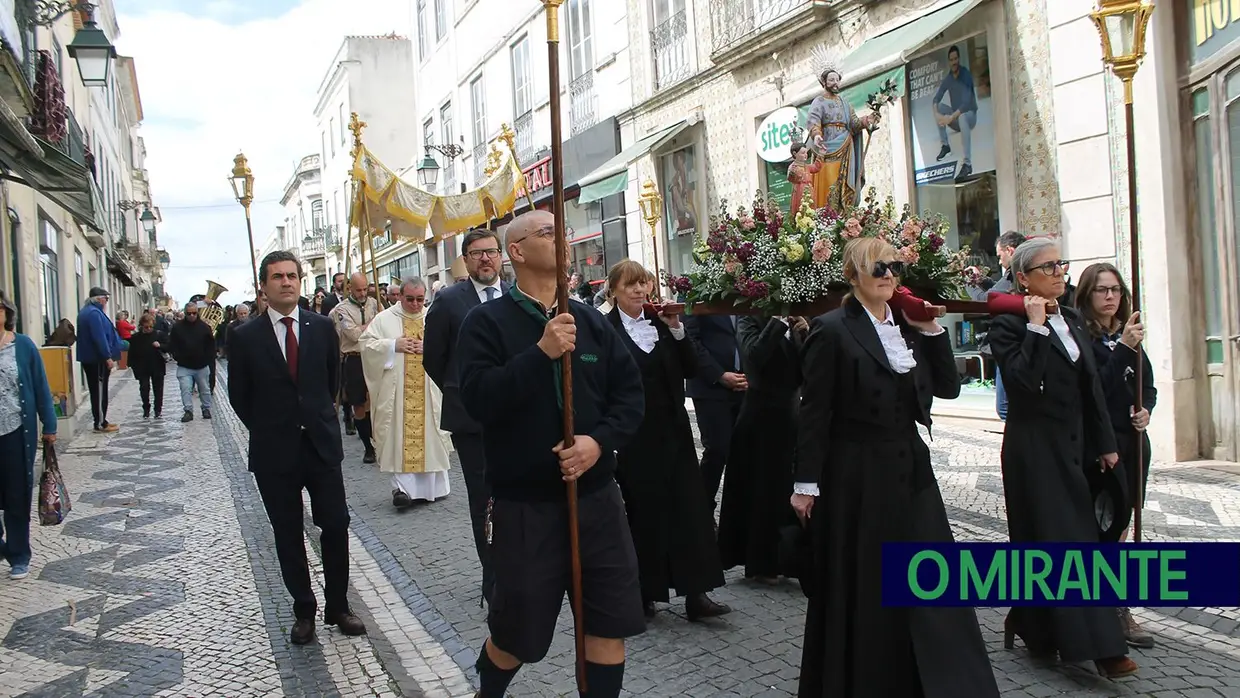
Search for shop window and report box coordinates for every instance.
[662,145,699,275]
[571,235,605,291]
[1193,87,1223,364]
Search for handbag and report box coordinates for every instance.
[38,442,72,526]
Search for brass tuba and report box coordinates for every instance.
[198,280,228,331]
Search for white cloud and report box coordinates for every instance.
[115,0,410,307]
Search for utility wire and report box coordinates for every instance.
[155,199,281,211]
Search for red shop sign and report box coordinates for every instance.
[519,157,553,197]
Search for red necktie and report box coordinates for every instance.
[281,316,299,381]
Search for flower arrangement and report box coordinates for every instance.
[667,188,982,314]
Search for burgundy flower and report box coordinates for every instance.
[736,241,756,262]
[928,233,944,252]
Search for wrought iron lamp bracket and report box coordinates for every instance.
[32,0,95,26]
[427,143,465,161]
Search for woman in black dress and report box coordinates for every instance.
[718,314,805,583]
[127,313,168,419]
[793,237,998,697]
[605,260,730,621]
[987,238,1137,678]
[1075,262,1157,649]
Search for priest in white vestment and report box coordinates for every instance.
[359,278,453,507]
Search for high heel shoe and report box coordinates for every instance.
[1095,656,1138,678]
[1003,613,1056,658]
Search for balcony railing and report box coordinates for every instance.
[473,142,487,185]
[652,11,691,91]
[514,111,535,166]
[302,236,326,257]
[569,72,597,137]
[708,0,814,55]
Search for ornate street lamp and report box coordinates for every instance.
[636,178,664,299]
[139,206,156,237]
[416,151,440,189]
[228,152,261,296]
[1090,0,1154,542]
[30,3,117,87]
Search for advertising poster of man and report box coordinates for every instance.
[663,147,699,239]
[908,34,995,186]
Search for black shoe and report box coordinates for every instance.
[955,162,973,182]
[346,425,357,436]
[393,490,413,508]
[290,618,315,645]
[363,449,377,465]
[936,144,952,162]
[142,407,150,419]
[154,410,162,419]
[324,611,367,636]
[685,593,731,622]
[643,601,656,619]
[180,411,193,423]
[202,408,212,419]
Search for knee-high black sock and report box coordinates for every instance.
[582,661,624,698]
[475,643,519,698]
[355,415,373,450]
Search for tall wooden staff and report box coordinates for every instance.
[542,0,586,693]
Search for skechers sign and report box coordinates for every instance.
[756,107,802,163]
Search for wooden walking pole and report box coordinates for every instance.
[542,0,586,693]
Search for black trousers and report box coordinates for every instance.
[137,374,164,414]
[693,396,743,512]
[253,434,352,620]
[82,362,111,429]
[452,433,493,600]
[208,360,217,393]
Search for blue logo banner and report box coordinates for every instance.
[881,543,1240,607]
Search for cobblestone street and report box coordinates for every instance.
[2,368,1240,696]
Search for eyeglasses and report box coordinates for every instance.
[1030,260,1069,276]
[517,225,562,244]
[1091,285,1122,297]
[871,260,906,278]
[404,295,426,303]
[185,312,198,317]
[467,248,502,260]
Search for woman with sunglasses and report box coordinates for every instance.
[1075,262,1157,649]
[986,238,1136,677]
[793,237,998,697]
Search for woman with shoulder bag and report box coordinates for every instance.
[0,292,58,579]
[128,313,168,419]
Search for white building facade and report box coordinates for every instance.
[279,154,328,295]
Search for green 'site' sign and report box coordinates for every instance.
[755,107,803,163]
[1190,0,1240,65]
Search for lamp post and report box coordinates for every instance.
[30,3,118,87]
[139,207,156,238]
[637,178,665,299]
[228,152,261,296]
[1090,0,1154,542]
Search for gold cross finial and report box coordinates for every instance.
[498,123,518,165]
[349,112,367,158]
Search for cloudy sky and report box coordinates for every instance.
[114,0,410,308]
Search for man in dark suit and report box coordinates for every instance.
[424,228,508,601]
[321,272,347,316]
[227,250,366,645]
[685,314,748,513]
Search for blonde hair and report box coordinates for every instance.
[606,259,654,298]
[841,237,897,302]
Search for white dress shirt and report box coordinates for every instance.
[1026,314,1080,363]
[794,303,945,498]
[619,308,685,353]
[268,305,301,361]
[472,278,503,304]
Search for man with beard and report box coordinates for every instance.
[168,301,216,422]
[330,273,380,464]
[424,228,508,602]
[321,272,347,316]
[806,46,880,212]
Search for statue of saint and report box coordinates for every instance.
[805,46,880,212]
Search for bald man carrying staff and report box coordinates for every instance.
[330,272,380,464]
[456,210,646,697]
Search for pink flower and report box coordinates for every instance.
[901,220,921,243]
[740,216,756,231]
[897,246,920,265]
[724,259,740,275]
[843,218,863,238]
[811,238,833,263]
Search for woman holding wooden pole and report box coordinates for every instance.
[452,3,648,697]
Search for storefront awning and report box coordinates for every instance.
[577,120,691,204]
[0,130,103,233]
[840,0,984,85]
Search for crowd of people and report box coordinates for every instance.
[0,213,1158,697]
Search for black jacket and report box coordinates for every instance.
[684,314,742,401]
[424,278,509,434]
[1089,331,1157,432]
[227,310,342,474]
[168,320,216,370]
[126,330,167,379]
[456,293,645,501]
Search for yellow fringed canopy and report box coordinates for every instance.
[350,139,524,243]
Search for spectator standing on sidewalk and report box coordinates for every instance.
[168,302,215,423]
[115,311,135,341]
[76,287,122,433]
[128,313,168,419]
[0,292,58,580]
